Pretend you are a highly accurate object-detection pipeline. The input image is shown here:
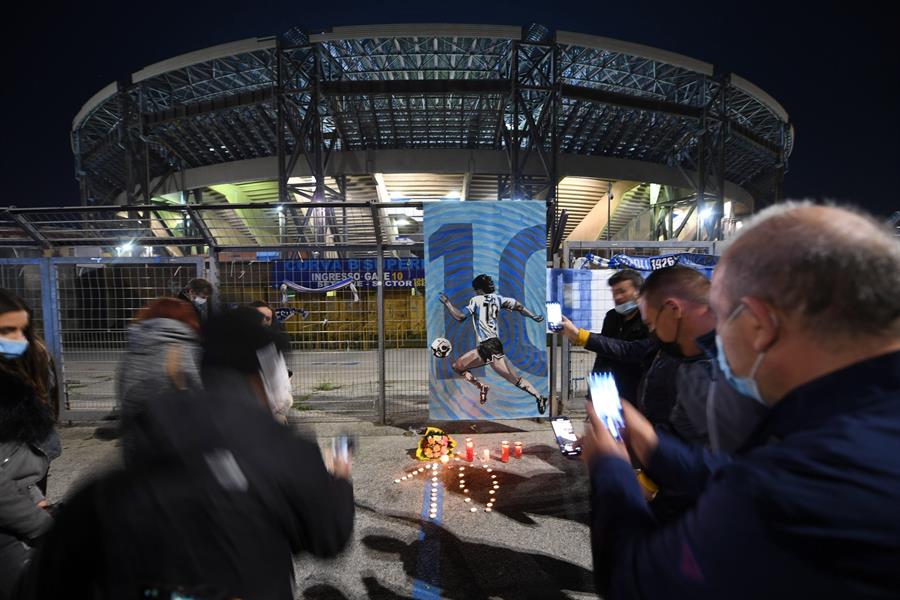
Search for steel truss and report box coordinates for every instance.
[73,24,793,242]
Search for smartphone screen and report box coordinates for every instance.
[588,372,625,441]
[550,416,581,455]
[546,302,563,332]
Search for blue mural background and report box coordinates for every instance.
[425,202,547,419]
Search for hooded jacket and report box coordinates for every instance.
[23,367,354,600]
[117,319,201,416]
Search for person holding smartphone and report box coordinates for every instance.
[22,308,354,599]
[593,270,649,403]
[581,203,900,599]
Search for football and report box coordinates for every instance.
[430,337,452,358]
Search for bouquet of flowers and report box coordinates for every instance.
[415,426,457,461]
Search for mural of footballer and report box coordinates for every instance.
[439,274,548,414]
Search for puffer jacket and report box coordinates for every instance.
[0,436,58,543]
[0,369,61,600]
[117,318,201,460]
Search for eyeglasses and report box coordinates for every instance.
[722,303,745,326]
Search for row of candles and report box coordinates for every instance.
[392,461,500,518]
[464,438,523,463]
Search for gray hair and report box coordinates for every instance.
[720,201,900,343]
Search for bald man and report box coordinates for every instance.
[583,203,900,599]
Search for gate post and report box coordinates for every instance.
[559,243,571,414]
[376,251,386,424]
[39,259,68,421]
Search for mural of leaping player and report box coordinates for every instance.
[439,274,548,415]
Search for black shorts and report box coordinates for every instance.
[476,338,505,364]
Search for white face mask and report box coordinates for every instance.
[256,343,292,418]
[192,296,208,307]
[614,300,639,315]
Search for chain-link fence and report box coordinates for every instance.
[0,205,725,424]
[54,258,203,414]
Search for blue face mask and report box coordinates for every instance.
[0,338,29,359]
[614,300,639,315]
[715,303,768,405]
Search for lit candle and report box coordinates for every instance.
[482,449,490,462]
[514,441,523,459]
[440,454,450,464]
[500,441,510,463]
[470,507,478,513]
[465,439,474,462]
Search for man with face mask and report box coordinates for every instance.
[592,270,649,402]
[177,278,214,325]
[560,266,763,453]
[637,266,767,451]
[581,203,900,599]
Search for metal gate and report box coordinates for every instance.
[51,257,204,419]
[214,256,428,423]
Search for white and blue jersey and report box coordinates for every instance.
[464,294,517,343]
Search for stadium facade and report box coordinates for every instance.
[71,23,792,245]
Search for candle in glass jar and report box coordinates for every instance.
[465,438,474,462]
[500,441,510,462]
[482,448,490,462]
[514,441,523,459]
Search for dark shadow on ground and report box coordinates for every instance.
[302,584,352,599]
[362,526,594,600]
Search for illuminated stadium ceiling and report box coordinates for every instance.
[71,23,792,242]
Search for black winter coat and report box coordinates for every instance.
[22,368,354,600]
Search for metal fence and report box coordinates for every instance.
[1,204,722,423]
[214,258,428,422]
[0,202,431,423]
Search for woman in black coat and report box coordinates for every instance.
[0,291,60,600]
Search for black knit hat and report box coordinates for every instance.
[201,307,285,374]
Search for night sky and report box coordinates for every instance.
[2,1,896,217]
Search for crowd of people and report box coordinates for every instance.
[0,201,898,598]
[0,280,354,599]
[572,202,900,598]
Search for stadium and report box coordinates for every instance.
[72,23,791,237]
[1,23,793,422]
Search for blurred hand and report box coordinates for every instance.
[438,292,449,305]
[621,401,659,468]
[532,314,544,323]
[37,499,51,513]
[581,401,629,466]
[559,316,580,342]
[331,455,352,480]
